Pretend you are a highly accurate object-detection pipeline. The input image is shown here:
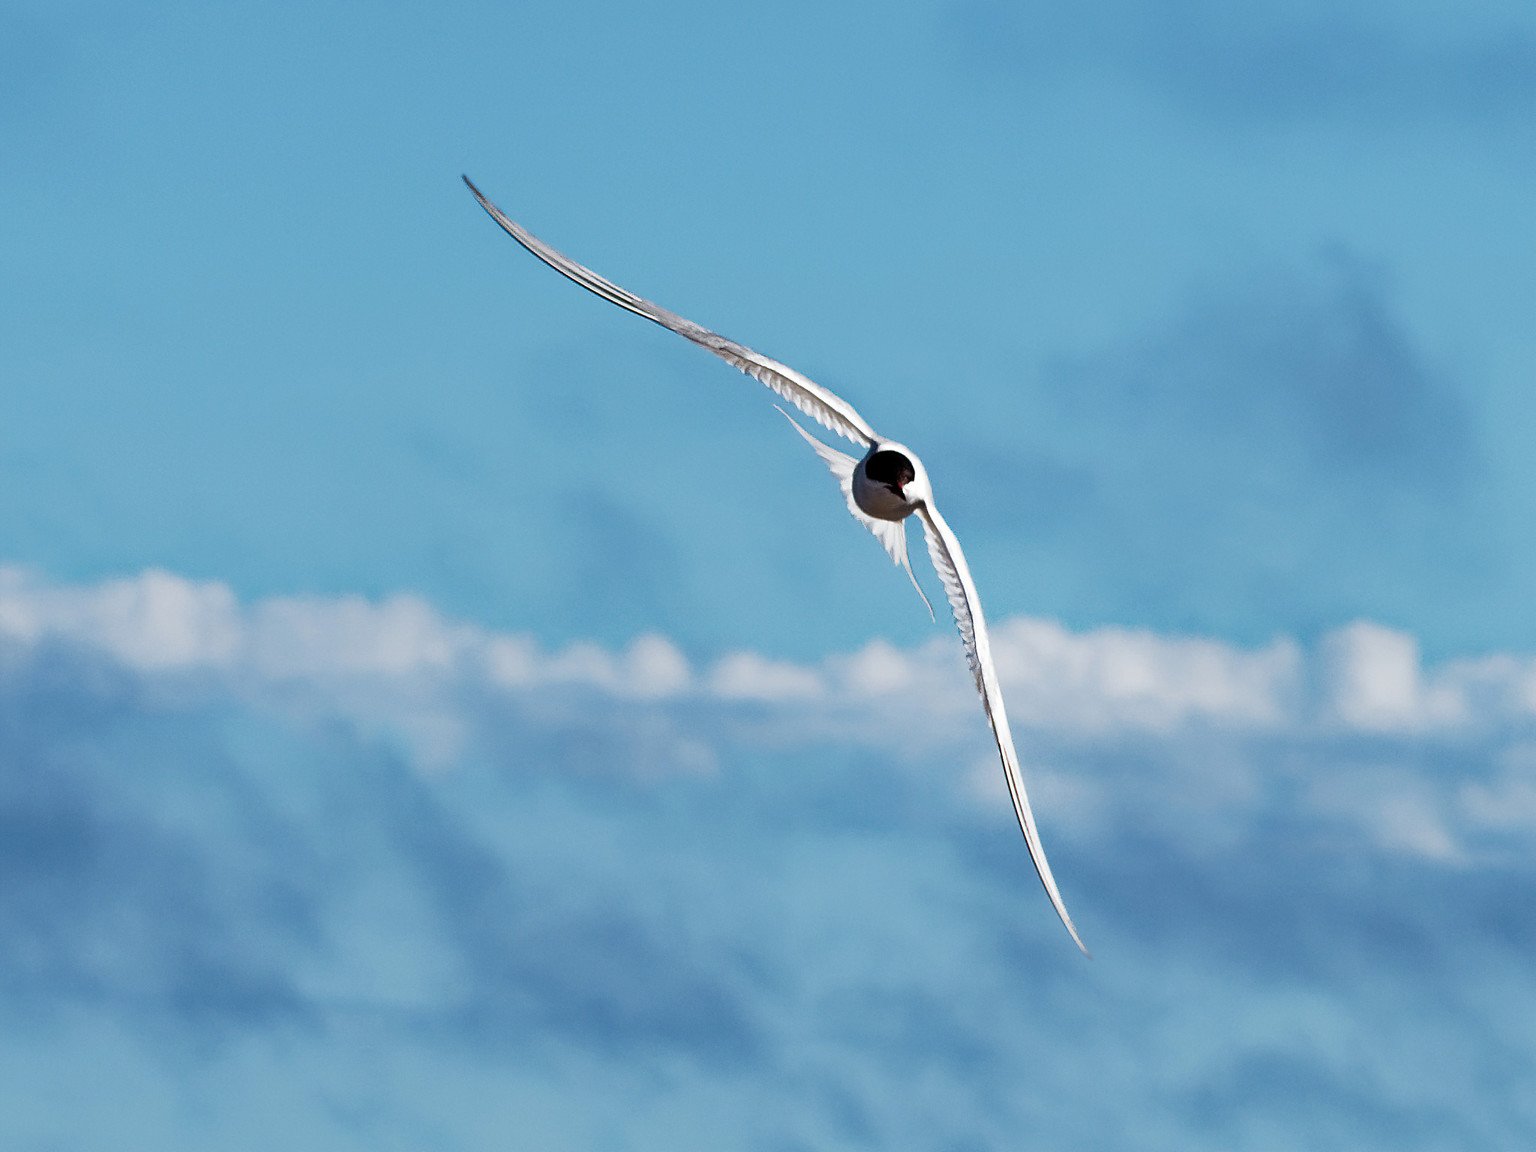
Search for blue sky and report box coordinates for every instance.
[3,0,1535,1148]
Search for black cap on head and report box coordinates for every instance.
[867,449,916,490]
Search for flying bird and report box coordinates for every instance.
[463,175,1087,955]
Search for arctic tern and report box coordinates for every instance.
[464,176,1087,955]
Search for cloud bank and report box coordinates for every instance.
[3,566,1536,1149]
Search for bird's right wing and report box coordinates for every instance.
[464,176,880,449]
[917,501,1088,955]
[776,408,933,620]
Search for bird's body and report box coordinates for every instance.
[853,445,924,522]
[464,175,1088,955]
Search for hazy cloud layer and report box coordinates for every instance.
[3,567,1536,1148]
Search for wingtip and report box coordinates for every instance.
[771,403,815,440]
[906,560,936,622]
[1054,898,1091,957]
[1049,886,1091,958]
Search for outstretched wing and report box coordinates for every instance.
[775,408,933,620]
[464,176,879,448]
[917,502,1088,955]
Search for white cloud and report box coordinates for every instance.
[7,564,1536,866]
[707,651,824,701]
[989,617,1303,733]
[0,567,242,671]
[1322,621,1431,731]
[249,593,473,680]
[4,563,1536,743]
[1315,621,1536,735]
[621,634,693,699]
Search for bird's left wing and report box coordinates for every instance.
[917,502,1089,955]
[463,176,879,449]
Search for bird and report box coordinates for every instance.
[463,175,1087,955]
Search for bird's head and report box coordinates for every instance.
[866,442,929,504]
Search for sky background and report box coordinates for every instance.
[2,0,1535,1148]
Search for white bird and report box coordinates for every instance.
[464,176,1088,955]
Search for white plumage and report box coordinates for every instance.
[464,175,1088,955]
